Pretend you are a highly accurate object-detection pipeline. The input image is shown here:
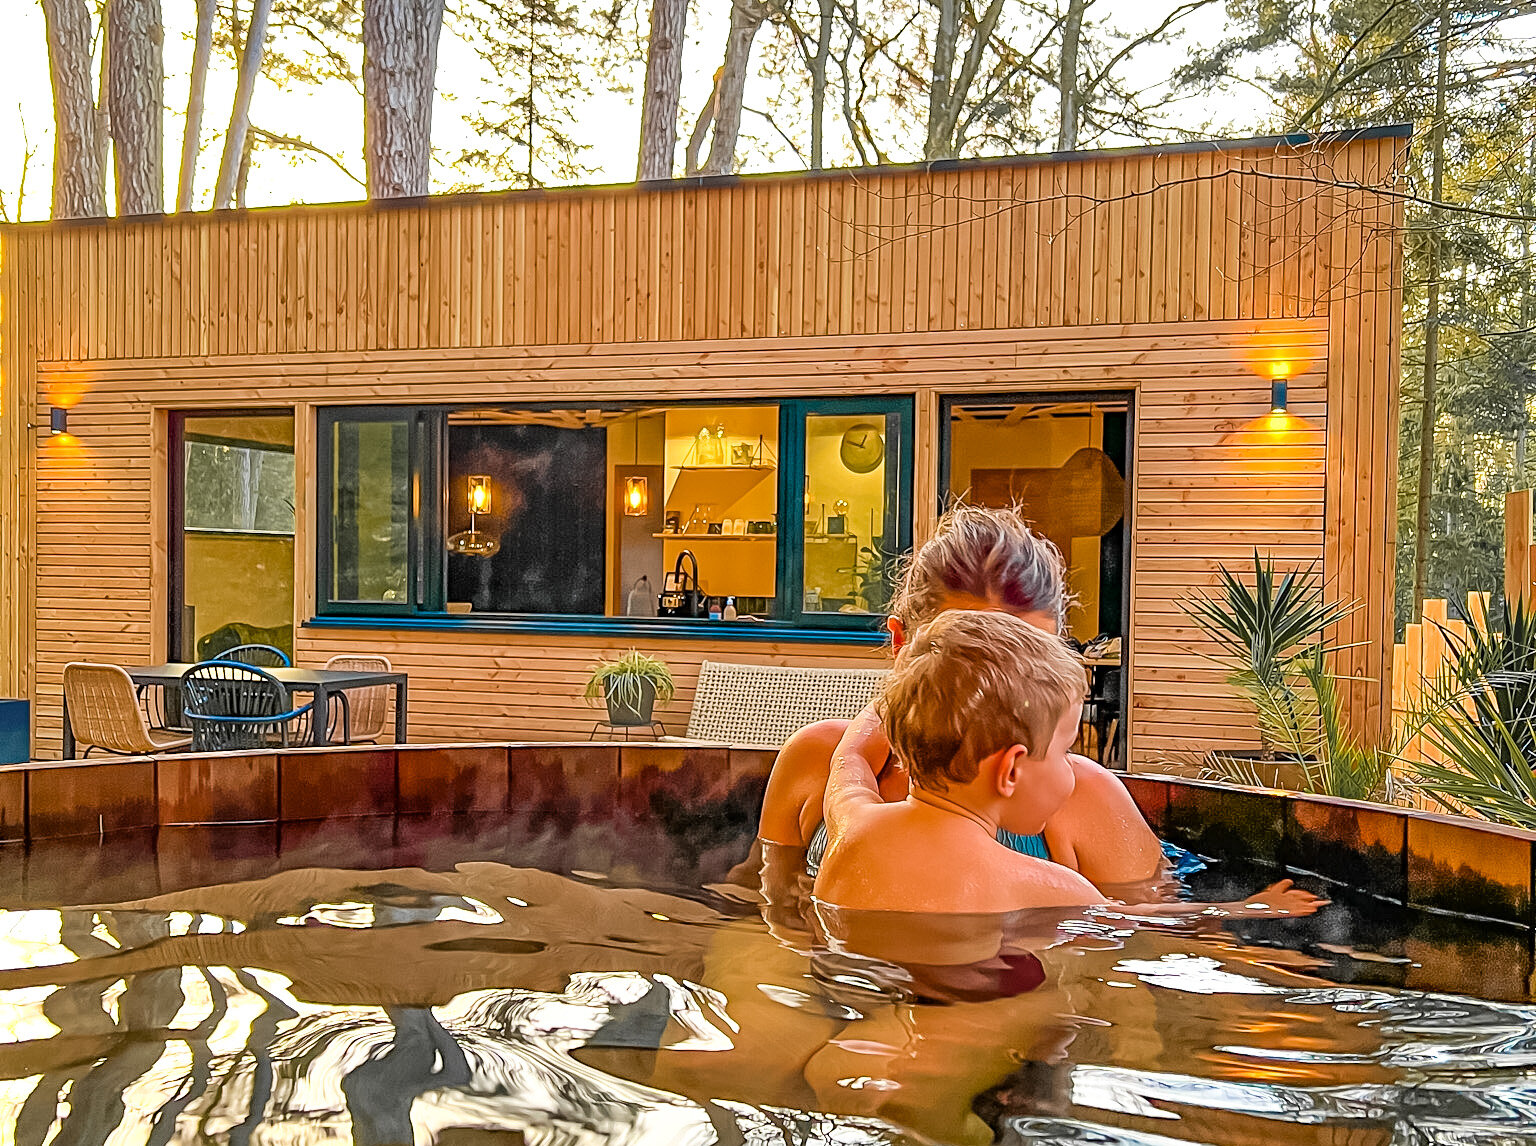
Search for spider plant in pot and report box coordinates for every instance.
[585,650,676,726]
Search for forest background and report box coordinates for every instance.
[1,0,1534,633]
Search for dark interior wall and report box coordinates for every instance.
[447,425,607,614]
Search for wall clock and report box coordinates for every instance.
[839,423,885,474]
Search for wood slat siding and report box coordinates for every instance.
[0,134,1407,764]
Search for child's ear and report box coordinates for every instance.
[993,745,1029,796]
[887,616,906,650]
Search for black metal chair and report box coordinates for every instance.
[1083,667,1121,767]
[180,661,313,752]
[218,644,292,668]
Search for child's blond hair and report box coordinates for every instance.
[878,609,1087,791]
[888,503,1066,631]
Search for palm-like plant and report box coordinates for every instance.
[1403,603,1536,830]
[1183,551,1356,758]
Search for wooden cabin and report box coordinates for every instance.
[0,127,1407,765]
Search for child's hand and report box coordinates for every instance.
[1233,879,1328,918]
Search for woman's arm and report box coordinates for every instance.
[757,720,850,846]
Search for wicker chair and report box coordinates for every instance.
[219,644,292,668]
[63,663,192,756]
[323,654,393,743]
[180,661,313,752]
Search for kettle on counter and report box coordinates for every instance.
[658,550,707,618]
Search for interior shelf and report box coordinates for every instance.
[670,465,777,473]
[653,533,775,541]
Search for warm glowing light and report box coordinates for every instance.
[467,475,492,515]
[1265,360,1294,380]
[623,475,649,516]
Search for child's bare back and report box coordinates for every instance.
[815,796,1104,914]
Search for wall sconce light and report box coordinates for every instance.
[447,474,500,557]
[1270,379,1288,414]
[49,407,67,435]
[624,475,650,517]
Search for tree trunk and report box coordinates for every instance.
[699,0,767,176]
[925,0,959,160]
[1056,0,1085,151]
[637,0,687,181]
[42,0,106,219]
[684,67,720,176]
[363,0,448,199]
[1412,0,1453,614]
[213,0,273,208]
[107,0,166,216]
[923,0,1006,160]
[809,0,833,169]
[176,0,216,211]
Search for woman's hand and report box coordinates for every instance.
[1229,879,1329,919]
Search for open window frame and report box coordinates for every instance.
[313,397,914,642]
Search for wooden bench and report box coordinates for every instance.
[670,660,889,747]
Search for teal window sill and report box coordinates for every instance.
[303,614,890,646]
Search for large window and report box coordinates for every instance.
[317,399,912,634]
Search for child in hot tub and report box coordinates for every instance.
[814,609,1324,919]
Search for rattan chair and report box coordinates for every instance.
[323,654,393,743]
[63,663,192,756]
[180,661,313,752]
[219,644,292,668]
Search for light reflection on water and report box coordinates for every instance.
[0,847,1532,1144]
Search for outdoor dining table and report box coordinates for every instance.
[62,663,409,759]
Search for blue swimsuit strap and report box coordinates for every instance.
[805,820,1051,876]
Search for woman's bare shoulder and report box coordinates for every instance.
[757,719,850,845]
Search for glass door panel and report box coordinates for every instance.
[172,412,296,662]
[801,410,901,619]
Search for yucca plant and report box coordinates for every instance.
[1402,603,1536,830]
[1183,550,1356,759]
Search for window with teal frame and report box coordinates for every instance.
[314,399,913,642]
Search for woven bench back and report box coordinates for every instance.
[684,660,889,746]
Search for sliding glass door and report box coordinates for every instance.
[170,412,297,661]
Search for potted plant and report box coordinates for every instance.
[1181,550,1390,800]
[584,650,676,726]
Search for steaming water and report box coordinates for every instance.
[0,818,1532,1145]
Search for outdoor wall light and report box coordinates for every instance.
[447,474,500,557]
[49,407,67,435]
[624,475,650,516]
[1270,378,1289,414]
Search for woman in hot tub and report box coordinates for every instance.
[755,501,1165,894]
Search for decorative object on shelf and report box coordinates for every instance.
[584,649,675,727]
[664,511,681,534]
[683,503,716,534]
[827,498,850,535]
[446,474,500,557]
[731,443,756,466]
[707,522,723,534]
[657,550,707,617]
[839,423,885,474]
[746,519,775,535]
[694,423,727,466]
[624,475,650,516]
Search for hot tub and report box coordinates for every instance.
[0,743,1531,1144]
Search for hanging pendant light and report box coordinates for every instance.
[624,475,650,516]
[447,474,501,557]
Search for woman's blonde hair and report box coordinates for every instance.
[888,502,1066,630]
[878,609,1086,790]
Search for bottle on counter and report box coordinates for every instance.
[709,597,722,620]
[723,596,738,620]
